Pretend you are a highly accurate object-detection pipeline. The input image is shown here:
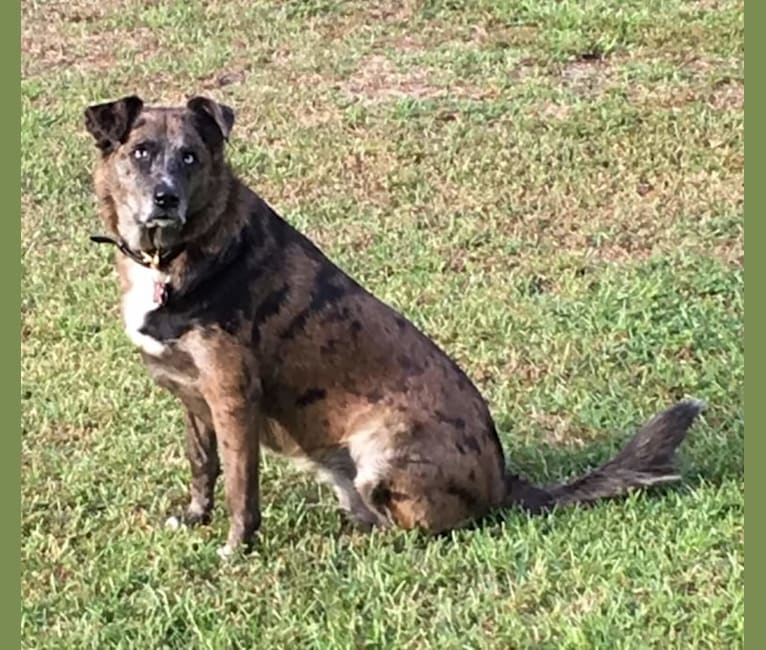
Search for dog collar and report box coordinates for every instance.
[90,234,181,306]
[89,234,183,271]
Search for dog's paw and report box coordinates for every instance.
[216,534,257,561]
[165,515,184,531]
[165,506,211,531]
[216,543,239,561]
[182,508,211,527]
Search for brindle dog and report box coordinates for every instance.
[84,95,703,557]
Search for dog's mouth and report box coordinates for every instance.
[138,215,185,251]
[147,215,178,228]
[143,208,186,230]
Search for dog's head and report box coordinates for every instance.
[84,95,234,251]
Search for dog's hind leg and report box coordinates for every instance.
[312,447,386,530]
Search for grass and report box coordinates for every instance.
[21,0,743,647]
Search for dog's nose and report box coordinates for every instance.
[153,185,179,210]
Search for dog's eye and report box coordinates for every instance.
[133,146,149,161]
[182,152,197,166]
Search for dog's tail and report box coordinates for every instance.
[504,400,704,512]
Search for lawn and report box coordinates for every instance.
[21,0,744,648]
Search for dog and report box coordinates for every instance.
[84,95,703,557]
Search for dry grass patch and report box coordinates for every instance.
[22,1,159,77]
[559,57,614,96]
[340,54,497,104]
[708,77,744,111]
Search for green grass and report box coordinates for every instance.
[21,0,743,647]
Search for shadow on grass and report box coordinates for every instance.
[495,415,744,490]
[400,416,744,548]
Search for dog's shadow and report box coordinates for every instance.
[495,410,744,486]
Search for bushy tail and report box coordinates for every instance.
[505,400,705,512]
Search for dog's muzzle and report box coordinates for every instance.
[143,184,186,228]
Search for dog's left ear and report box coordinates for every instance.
[84,95,144,152]
[187,96,235,144]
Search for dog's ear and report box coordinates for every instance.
[84,95,144,153]
[186,96,235,145]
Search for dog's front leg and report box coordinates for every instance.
[205,394,261,558]
[191,335,262,558]
[182,409,220,525]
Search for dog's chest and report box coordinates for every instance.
[122,262,170,357]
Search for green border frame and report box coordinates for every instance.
[7,0,20,646]
[745,0,754,646]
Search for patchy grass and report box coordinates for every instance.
[21,0,743,648]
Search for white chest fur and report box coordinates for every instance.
[122,261,169,357]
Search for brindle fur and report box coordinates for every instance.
[84,95,703,556]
